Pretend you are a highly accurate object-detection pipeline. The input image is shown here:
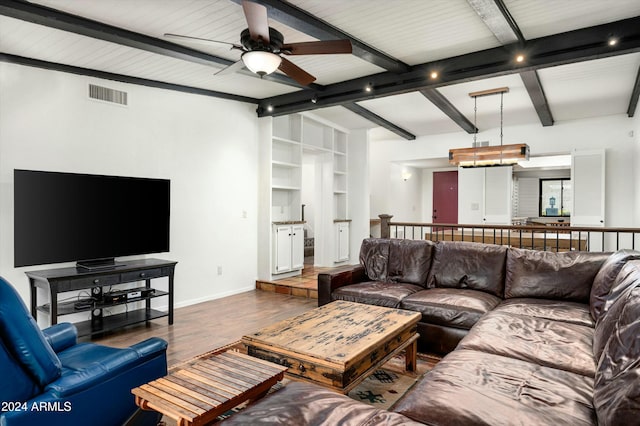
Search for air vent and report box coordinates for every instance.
[89,84,128,106]
[472,140,489,148]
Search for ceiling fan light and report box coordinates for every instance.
[242,51,282,76]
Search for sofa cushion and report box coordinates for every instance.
[598,259,640,321]
[593,286,640,426]
[590,250,640,321]
[400,288,500,330]
[457,310,596,377]
[387,239,434,287]
[593,262,640,361]
[332,281,423,308]
[393,349,595,426]
[505,248,609,303]
[221,381,422,426]
[494,298,594,328]
[426,241,507,297]
[359,238,390,281]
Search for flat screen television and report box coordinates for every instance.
[14,169,170,269]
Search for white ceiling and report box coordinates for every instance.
[1,0,639,138]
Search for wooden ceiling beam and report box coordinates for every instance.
[520,70,554,126]
[420,89,477,134]
[258,16,640,117]
[342,103,415,140]
[467,0,555,127]
[466,0,524,44]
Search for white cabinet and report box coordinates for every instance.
[571,149,605,227]
[458,166,512,225]
[273,224,304,274]
[483,167,512,224]
[571,149,605,251]
[291,224,304,270]
[335,221,350,262]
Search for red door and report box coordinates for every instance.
[433,171,458,227]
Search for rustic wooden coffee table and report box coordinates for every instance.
[241,300,421,394]
[131,350,287,426]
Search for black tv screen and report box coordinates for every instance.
[14,169,170,268]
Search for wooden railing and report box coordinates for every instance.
[378,214,640,252]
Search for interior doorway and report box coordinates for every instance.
[301,150,332,267]
[301,155,317,266]
[432,171,458,226]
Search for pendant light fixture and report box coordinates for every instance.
[449,87,530,167]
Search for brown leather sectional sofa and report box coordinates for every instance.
[222,239,640,425]
[320,238,610,354]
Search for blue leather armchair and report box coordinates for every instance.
[0,276,168,426]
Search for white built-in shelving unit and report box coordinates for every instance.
[259,113,351,280]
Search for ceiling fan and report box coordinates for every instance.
[164,0,352,86]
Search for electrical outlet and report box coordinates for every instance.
[242,210,247,218]
[217,266,222,275]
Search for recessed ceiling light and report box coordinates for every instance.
[515,54,525,63]
[430,71,438,79]
[267,105,273,112]
[608,37,618,46]
[311,95,318,104]
[365,84,373,92]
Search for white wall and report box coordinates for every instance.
[388,164,422,223]
[370,114,638,227]
[0,63,260,307]
[348,130,370,260]
[371,162,423,223]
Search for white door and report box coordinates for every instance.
[336,222,350,261]
[484,166,513,225]
[291,224,305,270]
[274,225,292,273]
[571,149,605,227]
[458,167,485,224]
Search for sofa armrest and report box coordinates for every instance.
[42,323,78,353]
[318,265,367,306]
[130,337,169,361]
[45,339,167,397]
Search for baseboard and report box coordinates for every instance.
[153,285,256,311]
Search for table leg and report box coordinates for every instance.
[29,279,37,320]
[50,287,58,326]
[405,339,417,372]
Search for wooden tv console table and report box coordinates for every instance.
[26,258,177,338]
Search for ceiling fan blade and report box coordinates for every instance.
[214,59,245,76]
[278,57,316,86]
[242,0,270,43]
[281,40,352,55]
[164,33,242,49]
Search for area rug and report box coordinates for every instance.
[347,352,437,410]
[159,342,438,425]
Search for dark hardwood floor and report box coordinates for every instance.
[89,290,317,366]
